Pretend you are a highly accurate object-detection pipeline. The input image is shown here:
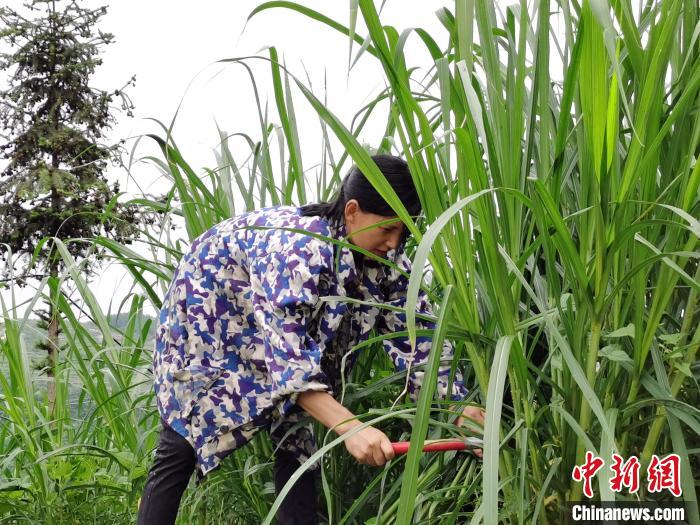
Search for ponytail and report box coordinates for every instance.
[298,178,347,221]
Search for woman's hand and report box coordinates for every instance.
[342,425,395,467]
[296,391,395,466]
[456,405,486,459]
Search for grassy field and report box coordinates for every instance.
[1,0,699,523]
[0,314,154,411]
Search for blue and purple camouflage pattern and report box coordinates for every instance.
[153,205,468,476]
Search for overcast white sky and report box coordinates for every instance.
[1,1,463,320]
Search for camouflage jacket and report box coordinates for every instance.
[153,205,468,476]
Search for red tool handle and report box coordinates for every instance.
[391,440,469,455]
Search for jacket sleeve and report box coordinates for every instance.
[249,233,333,404]
[376,252,469,403]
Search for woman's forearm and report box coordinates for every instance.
[297,390,360,435]
[297,391,397,467]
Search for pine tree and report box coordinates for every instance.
[0,0,153,411]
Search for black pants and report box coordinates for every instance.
[137,422,319,524]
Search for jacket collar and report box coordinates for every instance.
[327,218,361,294]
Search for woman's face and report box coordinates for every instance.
[343,199,405,258]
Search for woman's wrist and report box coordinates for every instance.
[334,418,361,436]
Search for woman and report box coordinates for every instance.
[137,155,485,524]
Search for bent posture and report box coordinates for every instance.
[137,155,484,524]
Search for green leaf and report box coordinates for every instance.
[674,362,692,378]
[482,336,514,525]
[659,333,685,346]
[599,344,633,364]
[605,323,635,338]
[395,286,455,525]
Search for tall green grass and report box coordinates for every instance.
[1,1,698,523]
[251,0,700,521]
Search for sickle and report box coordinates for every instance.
[391,437,484,455]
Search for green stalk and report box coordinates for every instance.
[639,264,700,464]
[570,319,602,502]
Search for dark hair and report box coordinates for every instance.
[299,155,421,228]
